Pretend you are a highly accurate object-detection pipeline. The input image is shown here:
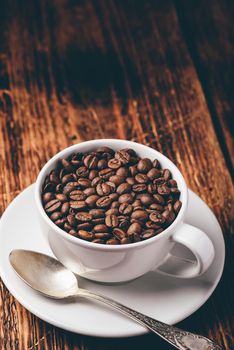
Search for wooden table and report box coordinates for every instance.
[0,0,233,349]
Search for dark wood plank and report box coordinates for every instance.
[0,0,233,349]
[176,0,234,172]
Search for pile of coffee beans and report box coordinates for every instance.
[42,147,182,244]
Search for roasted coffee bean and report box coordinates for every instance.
[113,228,126,240]
[77,223,93,230]
[96,195,113,208]
[147,168,161,180]
[106,238,120,245]
[64,223,73,232]
[93,224,109,232]
[158,185,171,196]
[105,215,119,228]
[85,195,99,207]
[106,208,119,215]
[83,187,96,196]
[122,148,137,157]
[153,177,165,185]
[126,177,136,185]
[70,159,81,168]
[67,214,76,226]
[168,179,177,187]
[108,200,118,208]
[54,218,66,227]
[116,182,132,195]
[50,212,63,221]
[131,210,148,221]
[173,200,182,214]
[162,210,176,224]
[127,222,142,236]
[135,174,148,184]
[76,166,89,177]
[77,178,91,188]
[106,181,116,192]
[91,176,104,187]
[129,165,137,176]
[137,158,152,173]
[153,159,161,169]
[78,230,94,241]
[56,193,67,203]
[42,147,181,244]
[145,221,161,229]
[109,175,124,185]
[99,168,114,179]
[96,183,111,196]
[149,212,165,224]
[109,193,119,201]
[118,193,134,204]
[61,159,75,173]
[92,239,105,244]
[62,173,77,184]
[42,192,54,204]
[97,159,107,170]
[89,209,105,218]
[163,169,171,180]
[94,233,111,239]
[89,170,98,180]
[170,187,181,195]
[69,190,86,201]
[49,170,60,184]
[56,184,63,193]
[70,200,86,210]
[147,183,157,194]
[141,230,155,240]
[133,205,144,212]
[120,237,131,244]
[68,229,77,236]
[61,202,70,214]
[45,199,61,213]
[115,150,130,164]
[166,203,173,211]
[132,184,147,193]
[119,203,133,215]
[149,203,164,212]
[108,158,122,169]
[132,199,142,207]
[140,194,154,206]
[63,182,79,194]
[75,212,93,222]
[153,194,165,205]
[83,154,98,169]
[116,167,128,178]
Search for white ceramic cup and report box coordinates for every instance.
[35,139,215,283]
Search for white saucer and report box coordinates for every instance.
[0,185,225,338]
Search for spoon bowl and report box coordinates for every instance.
[9,250,78,298]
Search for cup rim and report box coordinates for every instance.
[35,139,188,251]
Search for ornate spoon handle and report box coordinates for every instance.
[77,288,222,350]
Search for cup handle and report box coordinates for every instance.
[156,223,215,278]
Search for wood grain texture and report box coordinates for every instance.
[176,0,234,172]
[0,0,233,349]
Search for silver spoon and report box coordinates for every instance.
[9,249,222,350]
